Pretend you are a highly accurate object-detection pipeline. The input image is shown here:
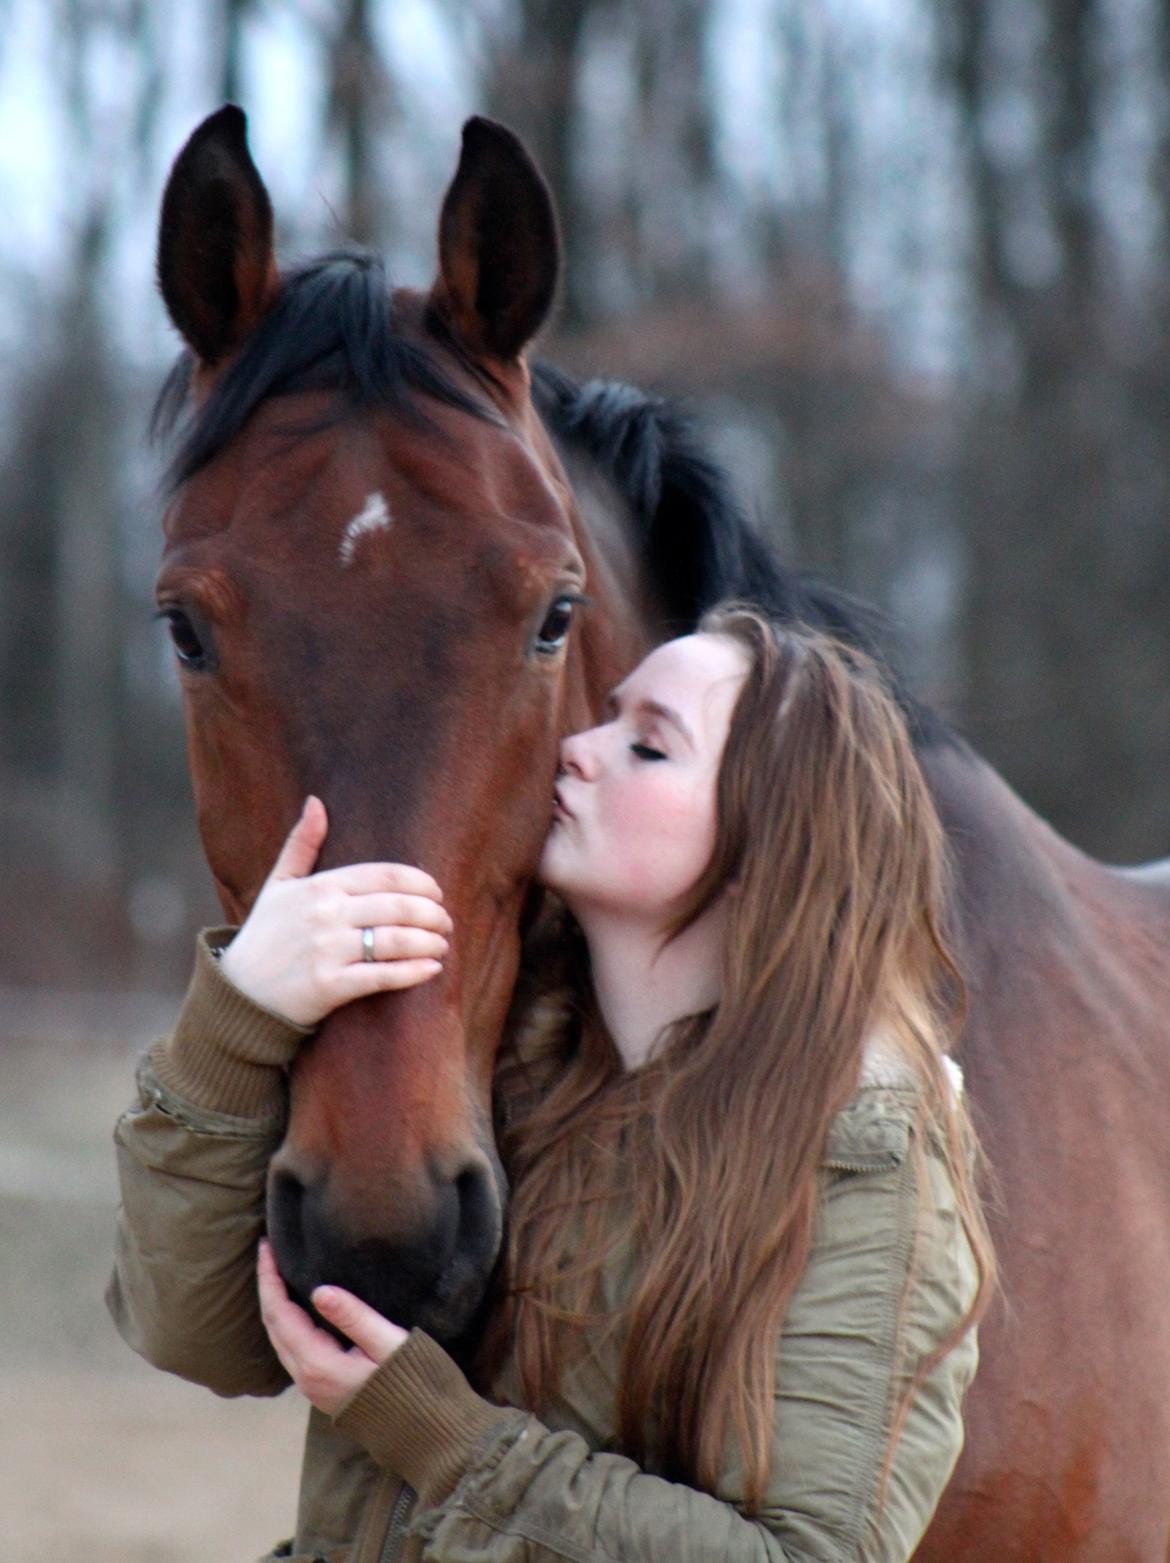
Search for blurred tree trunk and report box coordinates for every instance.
[0,347,61,779]
[1045,0,1096,319]
[946,0,1020,315]
[325,0,393,245]
[216,0,253,104]
[626,0,719,304]
[1150,0,1170,375]
[55,219,119,809]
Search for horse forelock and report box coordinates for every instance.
[152,251,498,494]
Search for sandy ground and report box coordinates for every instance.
[1,1010,307,1563]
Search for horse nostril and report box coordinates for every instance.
[453,1161,499,1260]
[271,1165,306,1223]
[267,1166,310,1288]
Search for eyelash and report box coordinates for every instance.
[630,741,667,762]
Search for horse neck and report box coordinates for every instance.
[920,740,1170,1063]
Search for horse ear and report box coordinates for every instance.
[433,117,560,363]
[157,105,280,365]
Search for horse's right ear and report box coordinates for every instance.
[157,105,279,365]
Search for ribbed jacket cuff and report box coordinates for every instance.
[334,1330,517,1506]
[150,928,314,1119]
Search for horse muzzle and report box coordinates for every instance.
[266,1144,505,1344]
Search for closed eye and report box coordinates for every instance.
[630,741,667,761]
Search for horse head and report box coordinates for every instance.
[154,107,648,1340]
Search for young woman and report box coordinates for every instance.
[108,608,993,1563]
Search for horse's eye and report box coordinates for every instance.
[162,607,208,669]
[534,595,578,655]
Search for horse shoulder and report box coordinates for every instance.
[916,740,1170,1562]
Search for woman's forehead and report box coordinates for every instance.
[637,632,748,687]
[618,633,749,725]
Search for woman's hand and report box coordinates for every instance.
[257,1239,407,1417]
[219,796,453,1025]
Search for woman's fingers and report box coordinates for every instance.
[257,1240,387,1417]
[356,924,449,963]
[341,891,453,936]
[269,796,329,882]
[311,1284,408,1362]
[257,1238,322,1365]
[333,957,444,1003]
[315,861,445,901]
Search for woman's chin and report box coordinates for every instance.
[536,863,586,921]
[536,834,569,894]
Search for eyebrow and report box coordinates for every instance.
[606,690,695,748]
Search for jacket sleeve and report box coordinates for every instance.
[335,1115,979,1563]
[106,930,313,1399]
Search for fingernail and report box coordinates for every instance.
[312,1285,339,1310]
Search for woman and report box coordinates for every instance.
[108,608,993,1563]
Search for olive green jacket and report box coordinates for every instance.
[107,933,979,1563]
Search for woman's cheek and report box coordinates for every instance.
[618,788,715,898]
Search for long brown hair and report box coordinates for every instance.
[486,608,995,1511]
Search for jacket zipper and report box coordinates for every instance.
[377,1481,415,1563]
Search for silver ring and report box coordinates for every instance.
[361,926,376,963]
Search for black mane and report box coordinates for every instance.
[531,362,954,750]
[152,250,491,491]
[152,251,951,748]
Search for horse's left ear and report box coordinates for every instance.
[432,117,560,363]
[157,105,280,365]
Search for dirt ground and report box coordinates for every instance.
[1,1002,308,1563]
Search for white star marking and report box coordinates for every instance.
[339,492,392,567]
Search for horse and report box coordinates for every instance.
[152,107,1170,1560]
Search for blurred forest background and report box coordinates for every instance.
[2,0,1168,999]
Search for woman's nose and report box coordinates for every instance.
[559,727,599,780]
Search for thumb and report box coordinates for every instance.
[270,796,328,881]
[312,1285,406,1363]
